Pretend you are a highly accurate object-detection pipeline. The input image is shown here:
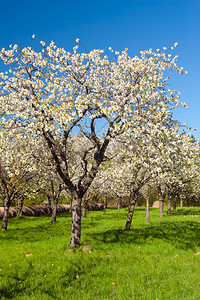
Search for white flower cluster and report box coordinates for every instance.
[0,40,187,139]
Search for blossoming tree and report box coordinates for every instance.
[0,38,186,246]
[0,132,39,230]
[152,128,198,216]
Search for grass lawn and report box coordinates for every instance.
[0,207,200,299]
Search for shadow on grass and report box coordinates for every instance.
[0,284,57,300]
[170,208,200,216]
[90,221,200,251]
[0,212,72,243]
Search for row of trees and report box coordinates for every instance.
[0,38,199,247]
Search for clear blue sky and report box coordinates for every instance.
[0,0,199,139]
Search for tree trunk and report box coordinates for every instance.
[69,198,72,212]
[173,197,177,211]
[82,204,86,218]
[47,195,52,214]
[48,181,62,223]
[82,197,88,218]
[16,196,24,217]
[167,195,172,215]
[1,206,9,231]
[70,193,82,247]
[103,197,107,215]
[124,193,137,230]
[180,197,183,208]
[51,200,57,223]
[146,196,150,223]
[159,197,164,217]
[118,197,122,212]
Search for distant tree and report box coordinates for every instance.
[0,132,38,230]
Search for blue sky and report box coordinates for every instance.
[0,0,199,139]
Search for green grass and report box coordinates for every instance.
[0,207,200,299]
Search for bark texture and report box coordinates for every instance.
[51,201,57,223]
[16,197,24,217]
[45,180,62,224]
[118,197,122,212]
[1,206,9,230]
[82,197,88,218]
[173,197,177,211]
[146,196,150,223]
[124,193,138,230]
[167,195,172,215]
[47,195,52,214]
[103,198,107,215]
[159,198,164,217]
[70,193,82,247]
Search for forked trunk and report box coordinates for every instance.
[159,197,164,217]
[167,195,172,215]
[124,193,138,230]
[146,196,150,223]
[70,193,82,247]
[1,206,9,231]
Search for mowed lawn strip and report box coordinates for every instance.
[0,207,200,300]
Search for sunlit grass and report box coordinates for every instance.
[0,207,200,299]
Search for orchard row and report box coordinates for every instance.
[0,38,199,246]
